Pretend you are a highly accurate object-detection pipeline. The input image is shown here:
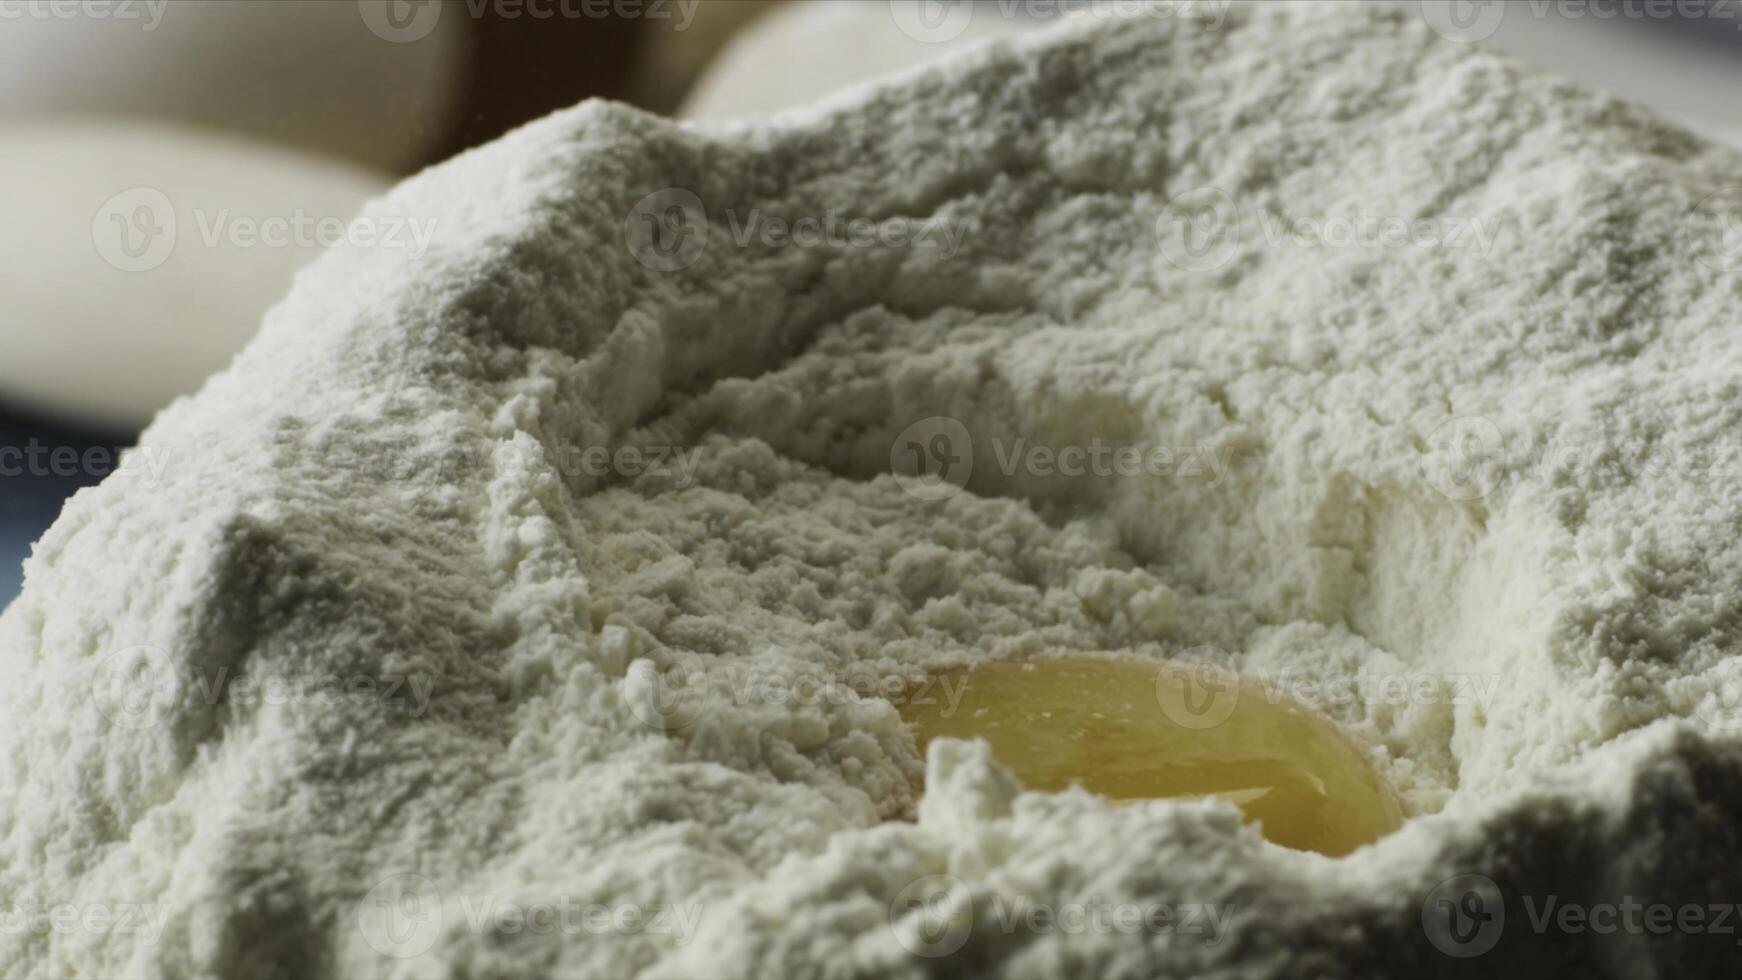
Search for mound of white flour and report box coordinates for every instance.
[6,4,1742,977]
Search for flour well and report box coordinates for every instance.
[5,4,1742,978]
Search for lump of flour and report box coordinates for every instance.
[7,4,1742,977]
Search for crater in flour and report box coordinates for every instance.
[556,292,1569,822]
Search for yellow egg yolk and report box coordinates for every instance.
[899,657,1405,856]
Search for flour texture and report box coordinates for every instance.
[6,4,1742,978]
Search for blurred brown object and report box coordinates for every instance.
[428,1,786,166]
[431,5,649,163]
[626,0,785,114]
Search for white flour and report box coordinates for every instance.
[6,3,1742,977]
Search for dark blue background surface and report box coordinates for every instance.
[0,406,127,607]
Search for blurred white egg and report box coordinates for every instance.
[683,0,1042,120]
[0,0,465,171]
[628,0,781,111]
[0,121,391,431]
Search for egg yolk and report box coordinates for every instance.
[899,656,1404,856]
